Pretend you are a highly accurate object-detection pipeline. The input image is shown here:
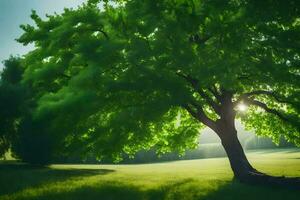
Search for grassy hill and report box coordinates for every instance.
[0,148,299,200]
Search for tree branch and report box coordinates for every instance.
[208,85,222,103]
[175,71,197,86]
[235,90,294,106]
[176,72,221,114]
[198,89,221,114]
[245,99,288,121]
[59,73,71,79]
[99,30,109,40]
[189,34,211,45]
[182,102,217,131]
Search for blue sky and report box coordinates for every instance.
[0,0,86,70]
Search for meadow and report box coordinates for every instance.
[0,148,299,200]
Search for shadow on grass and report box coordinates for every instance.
[0,178,197,200]
[201,180,300,200]
[6,178,300,200]
[0,162,114,196]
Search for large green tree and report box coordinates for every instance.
[8,0,300,186]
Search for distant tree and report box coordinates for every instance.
[0,57,25,158]
[8,0,300,186]
[0,57,58,164]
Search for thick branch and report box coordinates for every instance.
[182,102,217,131]
[208,85,222,102]
[198,89,221,114]
[235,90,294,105]
[245,99,288,121]
[176,72,221,114]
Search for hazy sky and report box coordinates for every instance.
[0,0,86,70]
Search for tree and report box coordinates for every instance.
[0,57,58,164]
[0,57,25,158]
[10,0,300,186]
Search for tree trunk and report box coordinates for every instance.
[215,120,300,189]
[216,125,256,179]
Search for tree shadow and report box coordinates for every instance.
[0,162,114,196]
[198,179,300,200]
[8,177,300,200]
[3,178,195,200]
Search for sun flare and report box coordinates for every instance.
[237,103,248,112]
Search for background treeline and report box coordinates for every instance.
[54,130,295,164]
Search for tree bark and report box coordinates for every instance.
[215,119,300,189]
[216,125,256,179]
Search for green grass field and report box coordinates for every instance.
[0,149,299,200]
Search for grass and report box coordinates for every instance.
[0,148,299,200]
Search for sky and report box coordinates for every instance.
[0,0,86,70]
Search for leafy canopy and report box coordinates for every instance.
[6,0,300,162]
[0,57,26,158]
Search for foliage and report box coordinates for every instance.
[2,0,300,163]
[0,57,25,158]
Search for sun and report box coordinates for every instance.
[237,103,248,112]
